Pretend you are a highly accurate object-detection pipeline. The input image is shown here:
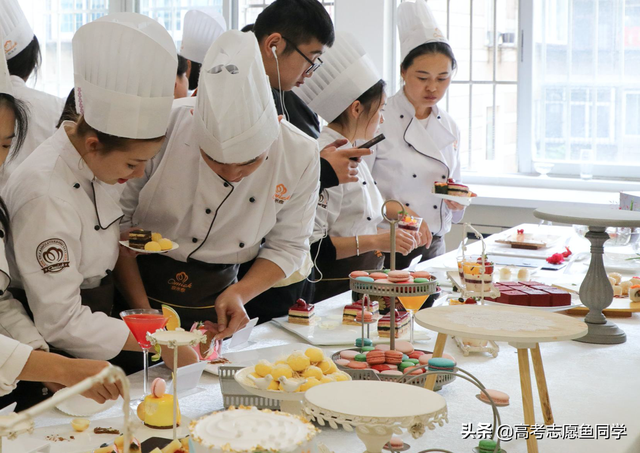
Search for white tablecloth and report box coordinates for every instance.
[27,225,640,453]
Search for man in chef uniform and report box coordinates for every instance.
[0,0,65,185]
[118,30,320,339]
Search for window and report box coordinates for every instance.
[526,0,640,178]
[234,0,334,30]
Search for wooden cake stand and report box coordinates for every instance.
[415,304,587,453]
[534,206,640,344]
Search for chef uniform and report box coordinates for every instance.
[3,13,177,361]
[0,47,51,410]
[368,0,464,269]
[293,32,385,301]
[120,30,320,327]
[0,0,65,185]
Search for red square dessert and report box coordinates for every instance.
[545,289,572,306]
[527,290,552,307]
[497,290,529,306]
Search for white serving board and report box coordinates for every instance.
[432,192,473,206]
[203,342,313,375]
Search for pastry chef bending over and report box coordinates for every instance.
[3,14,195,366]
[367,0,466,269]
[294,32,418,302]
[119,30,320,339]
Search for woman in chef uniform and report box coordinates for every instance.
[0,0,65,184]
[3,14,196,367]
[368,0,466,269]
[294,32,418,302]
[0,48,123,410]
[118,30,319,336]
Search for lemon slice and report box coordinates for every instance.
[162,305,180,331]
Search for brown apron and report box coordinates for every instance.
[137,254,238,329]
[313,251,384,303]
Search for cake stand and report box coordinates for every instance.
[303,381,447,453]
[534,206,640,344]
[416,304,587,453]
[147,328,206,440]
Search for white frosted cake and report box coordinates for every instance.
[189,406,319,453]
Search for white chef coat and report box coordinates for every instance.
[120,105,320,279]
[366,88,464,237]
[3,124,131,361]
[0,76,66,185]
[312,127,384,244]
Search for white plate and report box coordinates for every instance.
[203,342,312,375]
[119,240,179,254]
[484,299,583,312]
[55,389,118,417]
[432,192,473,207]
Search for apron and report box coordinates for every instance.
[3,274,117,411]
[313,251,385,303]
[137,254,239,329]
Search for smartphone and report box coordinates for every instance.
[350,134,385,161]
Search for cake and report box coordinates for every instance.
[129,229,152,249]
[189,406,319,453]
[377,310,410,338]
[343,299,379,325]
[462,258,494,292]
[434,181,448,194]
[447,181,470,197]
[486,281,572,307]
[288,299,315,325]
[137,378,181,429]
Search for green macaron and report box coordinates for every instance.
[414,278,430,283]
[399,361,416,372]
[355,338,373,347]
[355,353,367,362]
[478,439,498,453]
[361,346,375,352]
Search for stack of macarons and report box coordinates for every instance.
[348,269,434,285]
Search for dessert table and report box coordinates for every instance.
[17,224,640,453]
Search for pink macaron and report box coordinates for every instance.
[369,272,388,280]
[375,344,391,351]
[394,340,414,354]
[380,370,403,376]
[335,359,350,367]
[409,351,425,360]
[387,270,411,282]
[478,389,510,406]
[346,361,368,370]
[349,271,370,278]
[340,350,359,360]
[389,437,404,449]
[151,378,166,398]
[385,350,404,365]
[412,271,432,279]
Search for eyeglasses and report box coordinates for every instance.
[282,37,323,75]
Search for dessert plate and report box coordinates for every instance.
[55,389,119,417]
[204,342,313,375]
[432,192,473,207]
[119,240,179,254]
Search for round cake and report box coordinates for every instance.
[189,406,319,453]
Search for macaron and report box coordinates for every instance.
[370,364,393,372]
[427,357,456,372]
[412,271,432,279]
[478,389,510,406]
[409,351,424,360]
[346,361,368,370]
[394,340,415,354]
[376,279,392,284]
[389,437,404,449]
[414,278,431,283]
[402,354,409,361]
[369,272,388,280]
[151,378,166,398]
[354,353,367,362]
[385,350,404,364]
[387,270,411,282]
[478,439,498,453]
[355,338,373,348]
[335,359,350,367]
[409,368,424,375]
[355,310,373,323]
[366,350,386,366]
[355,276,375,283]
[349,271,369,278]
[406,358,419,365]
[399,361,416,372]
[340,350,358,361]
[375,344,391,351]
[380,370,403,376]
[360,346,375,352]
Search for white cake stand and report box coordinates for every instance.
[534,206,640,344]
[147,328,206,440]
[303,381,447,453]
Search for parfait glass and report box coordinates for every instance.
[120,309,168,397]
[398,213,423,234]
[397,295,427,343]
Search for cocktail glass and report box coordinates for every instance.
[397,295,428,343]
[120,309,168,397]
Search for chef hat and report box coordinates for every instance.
[293,31,381,123]
[0,40,12,96]
[194,30,279,164]
[0,0,35,60]
[72,13,177,139]
[398,0,449,63]
[180,8,227,64]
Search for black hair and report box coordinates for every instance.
[177,55,188,77]
[76,116,164,153]
[56,89,78,129]
[6,36,41,81]
[332,79,386,132]
[0,94,29,162]
[401,42,457,72]
[254,0,335,54]
[241,23,254,33]
[0,93,30,236]
[188,61,201,91]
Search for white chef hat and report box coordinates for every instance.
[0,40,12,96]
[194,30,279,164]
[180,8,227,64]
[0,0,35,60]
[293,31,381,123]
[72,13,177,139]
[398,0,449,63]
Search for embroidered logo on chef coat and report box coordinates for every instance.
[274,184,291,205]
[168,271,192,293]
[317,190,329,209]
[36,239,70,274]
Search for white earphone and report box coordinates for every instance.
[271,46,277,58]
